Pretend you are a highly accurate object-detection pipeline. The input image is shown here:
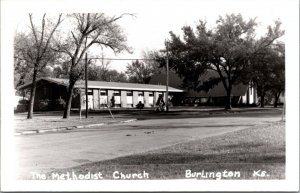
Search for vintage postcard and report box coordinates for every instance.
[1,0,299,191]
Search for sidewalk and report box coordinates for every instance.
[14,112,136,135]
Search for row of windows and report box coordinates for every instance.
[181,97,209,104]
[138,91,143,97]
[91,90,155,97]
[114,90,121,96]
[100,91,106,96]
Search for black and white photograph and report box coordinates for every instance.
[1,0,299,191]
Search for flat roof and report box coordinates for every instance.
[18,77,184,93]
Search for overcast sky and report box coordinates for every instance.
[11,0,289,72]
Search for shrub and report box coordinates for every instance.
[18,99,29,105]
[55,98,65,105]
[16,104,28,112]
[38,99,50,111]
[54,98,66,110]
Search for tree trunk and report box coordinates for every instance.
[27,69,38,119]
[225,87,232,110]
[63,80,75,119]
[260,94,265,108]
[274,92,281,108]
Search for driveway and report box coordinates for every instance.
[14,111,282,179]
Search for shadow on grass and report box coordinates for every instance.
[78,151,285,167]
[45,152,285,180]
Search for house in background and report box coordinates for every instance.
[149,71,257,106]
[17,77,183,111]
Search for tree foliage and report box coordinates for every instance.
[126,59,157,84]
[88,61,128,82]
[141,50,165,74]
[270,43,285,107]
[249,42,285,107]
[156,13,284,109]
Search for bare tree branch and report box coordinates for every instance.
[39,14,62,60]
[39,13,46,55]
[71,31,78,46]
[60,13,130,118]
[29,14,39,46]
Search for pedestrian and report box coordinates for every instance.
[136,101,144,110]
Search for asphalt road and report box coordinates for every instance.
[14,110,282,179]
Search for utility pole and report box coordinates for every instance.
[85,53,88,118]
[101,46,104,66]
[282,92,285,121]
[79,91,82,120]
[165,40,169,112]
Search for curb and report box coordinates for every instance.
[15,119,137,136]
[122,119,136,123]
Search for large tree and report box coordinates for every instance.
[249,47,274,107]
[270,43,285,107]
[14,14,62,119]
[249,43,285,107]
[156,14,284,109]
[55,13,129,118]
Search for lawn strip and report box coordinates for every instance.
[14,116,127,132]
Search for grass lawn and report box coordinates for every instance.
[47,121,285,180]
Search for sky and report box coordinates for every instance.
[10,0,289,72]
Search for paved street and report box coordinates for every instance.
[14,109,282,179]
